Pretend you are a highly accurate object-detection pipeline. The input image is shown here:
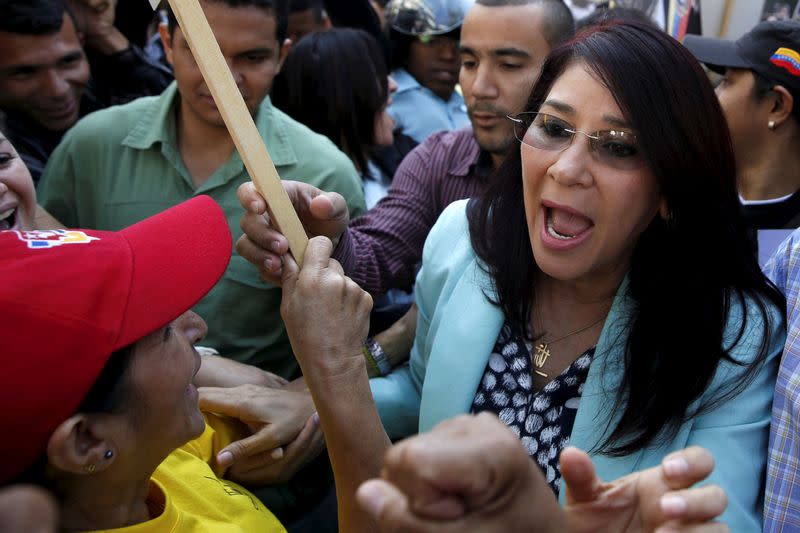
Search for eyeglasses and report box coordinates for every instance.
[507,112,645,171]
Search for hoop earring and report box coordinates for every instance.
[84,464,96,473]
[768,120,776,130]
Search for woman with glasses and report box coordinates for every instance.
[301,20,782,530]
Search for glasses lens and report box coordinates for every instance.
[593,130,643,170]
[526,113,573,151]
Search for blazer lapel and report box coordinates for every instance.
[560,277,646,499]
[419,258,504,432]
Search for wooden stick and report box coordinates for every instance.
[151,0,308,265]
[718,0,735,38]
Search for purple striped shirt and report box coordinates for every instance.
[334,127,490,296]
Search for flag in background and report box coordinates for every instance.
[665,0,702,41]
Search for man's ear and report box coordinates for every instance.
[159,23,175,67]
[275,39,292,74]
[46,415,115,475]
[768,84,794,129]
[659,198,670,222]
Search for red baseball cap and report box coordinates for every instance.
[0,196,232,483]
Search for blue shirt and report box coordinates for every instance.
[388,68,469,144]
[764,229,800,532]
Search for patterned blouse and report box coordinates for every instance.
[471,323,595,495]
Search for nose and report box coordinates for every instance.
[0,180,8,196]
[470,64,499,100]
[177,311,208,345]
[438,39,458,61]
[41,69,71,99]
[546,137,594,188]
[225,58,245,87]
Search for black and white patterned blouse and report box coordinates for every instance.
[471,323,595,495]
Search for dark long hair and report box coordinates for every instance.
[271,27,388,172]
[468,21,785,455]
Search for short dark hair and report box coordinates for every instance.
[468,21,784,456]
[167,0,289,43]
[0,0,66,35]
[575,6,659,31]
[289,0,324,22]
[475,0,575,48]
[272,28,388,172]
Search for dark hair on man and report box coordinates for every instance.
[575,6,658,31]
[0,0,67,35]
[475,0,575,48]
[468,21,784,456]
[289,0,324,22]
[388,0,573,71]
[167,0,289,43]
[272,28,388,172]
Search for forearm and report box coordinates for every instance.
[304,356,390,532]
[367,304,417,378]
[194,354,288,389]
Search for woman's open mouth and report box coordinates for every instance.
[0,207,17,231]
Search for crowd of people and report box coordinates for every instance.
[1,0,800,532]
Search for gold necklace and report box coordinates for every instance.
[532,314,607,378]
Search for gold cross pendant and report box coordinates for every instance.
[533,343,549,378]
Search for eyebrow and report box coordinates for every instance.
[458,45,531,59]
[540,99,631,128]
[237,47,273,57]
[0,50,84,75]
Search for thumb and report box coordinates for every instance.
[357,479,410,522]
[307,192,349,240]
[561,447,603,504]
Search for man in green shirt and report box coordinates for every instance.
[38,0,366,378]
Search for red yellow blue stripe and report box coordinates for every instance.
[770,47,800,77]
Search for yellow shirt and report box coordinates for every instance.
[91,415,285,532]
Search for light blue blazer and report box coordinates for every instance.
[370,200,785,532]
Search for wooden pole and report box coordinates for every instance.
[150,0,308,265]
[718,0,735,38]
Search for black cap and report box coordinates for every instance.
[683,21,800,99]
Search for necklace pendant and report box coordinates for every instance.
[533,343,550,368]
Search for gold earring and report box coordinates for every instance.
[84,463,96,473]
[768,120,776,130]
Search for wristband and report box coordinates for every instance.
[363,336,392,376]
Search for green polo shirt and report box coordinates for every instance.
[38,83,366,377]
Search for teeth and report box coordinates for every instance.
[546,211,575,240]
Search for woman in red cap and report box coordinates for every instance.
[0,196,285,532]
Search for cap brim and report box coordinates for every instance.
[115,195,231,348]
[683,34,750,74]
